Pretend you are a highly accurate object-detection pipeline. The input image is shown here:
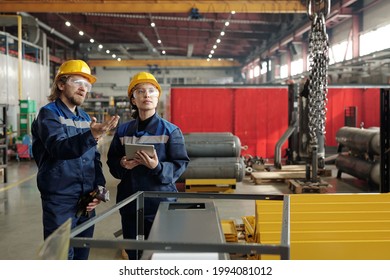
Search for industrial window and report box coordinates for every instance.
[260,61,267,75]
[248,68,254,79]
[280,64,288,79]
[360,23,390,56]
[169,77,185,85]
[253,65,260,78]
[291,58,303,76]
[329,40,352,64]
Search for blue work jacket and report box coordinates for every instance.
[31,98,105,200]
[107,113,189,216]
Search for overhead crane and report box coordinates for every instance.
[0,1,307,14]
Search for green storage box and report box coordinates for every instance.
[20,100,36,113]
[19,113,36,134]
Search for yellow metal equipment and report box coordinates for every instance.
[255,193,390,260]
[185,178,236,193]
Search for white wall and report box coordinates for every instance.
[0,53,49,131]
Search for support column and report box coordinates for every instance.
[380,88,390,193]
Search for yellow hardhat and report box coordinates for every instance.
[55,60,97,84]
[127,72,162,97]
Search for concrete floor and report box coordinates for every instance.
[0,137,376,260]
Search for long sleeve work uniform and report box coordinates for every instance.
[107,113,189,258]
[31,98,105,260]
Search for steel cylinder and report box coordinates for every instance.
[336,127,380,155]
[335,154,380,185]
[184,132,241,157]
[179,157,245,182]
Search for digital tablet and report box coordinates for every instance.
[125,143,155,160]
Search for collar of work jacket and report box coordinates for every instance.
[55,98,84,119]
[130,113,160,136]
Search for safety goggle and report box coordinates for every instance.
[67,78,92,92]
[133,87,159,98]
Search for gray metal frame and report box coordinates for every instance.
[69,192,291,260]
[380,88,390,192]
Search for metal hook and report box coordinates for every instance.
[307,0,331,20]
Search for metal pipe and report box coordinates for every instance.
[0,15,23,100]
[184,132,241,157]
[335,154,380,186]
[336,126,380,155]
[17,15,22,101]
[311,145,319,182]
[18,12,74,45]
[274,122,297,168]
[179,157,245,182]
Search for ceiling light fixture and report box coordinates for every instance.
[57,14,117,61]
[207,11,234,60]
[148,13,165,57]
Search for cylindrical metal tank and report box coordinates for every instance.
[336,127,380,155]
[179,157,245,182]
[184,132,241,157]
[335,154,380,185]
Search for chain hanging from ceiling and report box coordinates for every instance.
[307,0,330,181]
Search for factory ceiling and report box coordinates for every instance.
[0,0,385,73]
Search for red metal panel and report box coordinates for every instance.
[170,88,233,133]
[325,88,380,146]
[233,87,288,158]
[171,87,288,159]
[326,88,349,146]
[170,86,379,158]
[233,88,267,157]
[361,88,380,128]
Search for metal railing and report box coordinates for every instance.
[70,191,291,260]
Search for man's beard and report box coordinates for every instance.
[68,92,86,106]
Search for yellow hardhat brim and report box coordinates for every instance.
[68,72,97,84]
[56,72,96,84]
